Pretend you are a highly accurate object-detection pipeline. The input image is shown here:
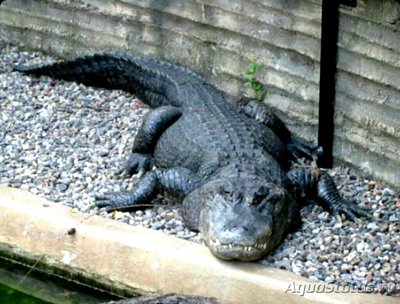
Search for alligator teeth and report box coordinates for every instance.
[208,239,268,251]
[254,243,268,250]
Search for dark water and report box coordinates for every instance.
[0,258,119,304]
[0,283,51,304]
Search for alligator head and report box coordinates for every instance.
[183,178,299,261]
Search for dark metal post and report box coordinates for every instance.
[317,0,340,168]
[318,0,357,168]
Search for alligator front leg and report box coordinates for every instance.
[96,170,160,212]
[96,167,200,212]
[287,167,369,220]
[239,98,322,161]
[118,106,181,176]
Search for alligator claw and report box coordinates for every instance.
[331,199,370,222]
[287,137,322,162]
[95,191,133,212]
[116,153,154,177]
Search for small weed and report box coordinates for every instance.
[243,58,266,101]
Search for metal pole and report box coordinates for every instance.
[318,0,357,168]
[317,0,340,168]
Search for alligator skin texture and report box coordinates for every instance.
[15,53,369,261]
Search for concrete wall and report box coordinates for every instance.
[0,0,399,187]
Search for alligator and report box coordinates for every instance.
[15,53,368,261]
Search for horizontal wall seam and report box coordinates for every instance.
[336,48,400,90]
[1,5,322,65]
[334,134,400,163]
[98,1,323,61]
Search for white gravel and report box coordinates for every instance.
[1,44,399,296]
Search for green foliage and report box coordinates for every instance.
[243,58,266,101]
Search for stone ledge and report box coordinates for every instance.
[0,186,397,304]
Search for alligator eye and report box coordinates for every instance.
[251,194,264,205]
[250,186,270,205]
[257,198,273,214]
[265,191,283,205]
[256,186,270,196]
[256,189,282,211]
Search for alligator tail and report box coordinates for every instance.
[14,53,190,108]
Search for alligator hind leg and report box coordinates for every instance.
[96,167,200,212]
[118,106,181,176]
[287,167,370,221]
[239,98,322,161]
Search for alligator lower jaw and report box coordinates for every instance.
[207,237,268,261]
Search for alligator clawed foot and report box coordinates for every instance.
[115,153,154,177]
[287,137,322,162]
[331,199,370,222]
[94,191,133,212]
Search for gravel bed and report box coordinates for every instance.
[1,44,399,296]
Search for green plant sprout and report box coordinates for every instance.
[243,58,266,101]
